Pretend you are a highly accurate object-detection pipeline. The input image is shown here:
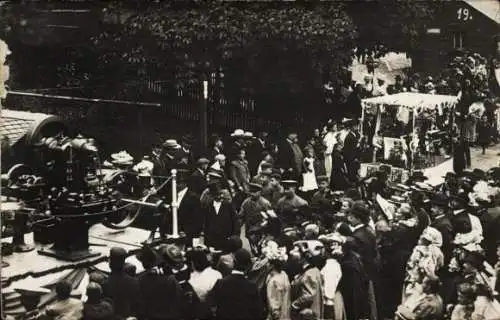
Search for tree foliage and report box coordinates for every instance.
[346,0,437,58]
[92,1,357,95]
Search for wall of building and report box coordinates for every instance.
[413,1,498,75]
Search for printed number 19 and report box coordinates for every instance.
[457,8,472,21]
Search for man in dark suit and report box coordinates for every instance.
[177,176,203,246]
[190,157,209,195]
[211,248,266,320]
[347,201,378,283]
[429,193,454,264]
[347,201,380,320]
[229,149,250,194]
[342,119,360,183]
[277,131,303,181]
[202,185,239,250]
[152,139,181,177]
[247,131,268,175]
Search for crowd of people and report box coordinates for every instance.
[7,51,500,320]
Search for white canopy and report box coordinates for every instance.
[362,92,459,110]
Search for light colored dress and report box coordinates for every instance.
[301,157,318,192]
[266,269,291,320]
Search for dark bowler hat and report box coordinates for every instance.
[249,183,263,192]
[281,180,298,188]
[450,193,469,209]
[181,134,195,145]
[409,171,428,182]
[347,201,371,224]
[431,193,450,208]
[473,169,487,181]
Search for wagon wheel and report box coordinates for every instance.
[102,192,152,230]
[3,164,33,186]
[102,172,166,230]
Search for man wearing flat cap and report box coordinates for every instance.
[230,148,251,206]
[310,176,336,226]
[276,180,309,227]
[239,183,273,254]
[265,172,284,207]
[252,161,273,186]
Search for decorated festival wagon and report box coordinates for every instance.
[360,92,460,184]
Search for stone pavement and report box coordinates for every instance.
[424,144,500,186]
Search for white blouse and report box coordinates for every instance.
[189,267,222,302]
[321,258,342,306]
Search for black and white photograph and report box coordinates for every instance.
[1,0,500,319]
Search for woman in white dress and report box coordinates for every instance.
[301,147,318,193]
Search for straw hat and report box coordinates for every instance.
[230,129,245,138]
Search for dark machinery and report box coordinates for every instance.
[1,109,175,261]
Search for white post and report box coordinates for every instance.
[360,102,365,137]
[411,110,416,173]
[170,169,179,238]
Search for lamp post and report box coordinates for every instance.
[200,78,208,152]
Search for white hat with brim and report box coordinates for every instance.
[162,139,181,149]
[244,132,254,139]
[230,129,245,138]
